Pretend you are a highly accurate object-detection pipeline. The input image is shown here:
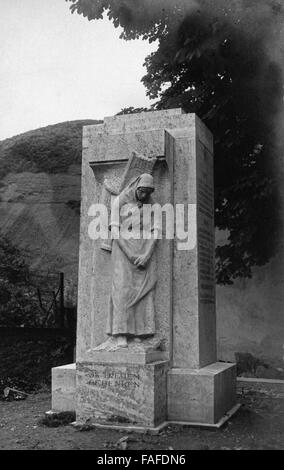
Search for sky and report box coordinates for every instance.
[0,0,157,140]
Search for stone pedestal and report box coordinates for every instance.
[51,363,76,412]
[168,362,237,425]
[76,352,169,429]
[50,109,238,429]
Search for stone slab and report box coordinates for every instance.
[77,141,172,362]
[82,111,195,163]
[76,360,169,428]
[83,349,169,364]
[167,362,237,424]
[51,363,76,412]
[71,403,241,432]
[168,403,241,429]
[71,420,168,435]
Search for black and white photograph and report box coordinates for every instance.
[0,0,283,454]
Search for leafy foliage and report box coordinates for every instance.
[116,106,149,115]
[0,238,41,327]
[0,238,68,327]
[68,0,284,283]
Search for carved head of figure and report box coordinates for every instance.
[135,173,154,204]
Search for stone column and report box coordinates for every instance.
[165,120,217,369]
[166,117,237,425]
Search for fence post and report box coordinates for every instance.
[59,272,65,328]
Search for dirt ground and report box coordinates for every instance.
[0,387,283,450]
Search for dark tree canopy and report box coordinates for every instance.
[67,0,284,284]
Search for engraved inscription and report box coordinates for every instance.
[197,144,215,304]
[86,369,140,390]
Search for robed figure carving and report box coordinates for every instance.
[95,173,160,352]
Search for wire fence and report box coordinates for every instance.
[31,272,65,327]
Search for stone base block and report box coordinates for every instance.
[168,362,237,424]
[71,419,168,434]
[51,363,76,412]
[83,349,169,364]
[76,359,169,428]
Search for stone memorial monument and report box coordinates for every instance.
[50,109,239,430]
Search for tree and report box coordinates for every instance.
[67,0,284,284]
[116,106,149,115]
[0,238,38,327]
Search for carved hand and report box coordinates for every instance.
[134,252,151,268]
[116,239,137,264]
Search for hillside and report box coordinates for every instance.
[0,119,100,179]
[0,119,101,325]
